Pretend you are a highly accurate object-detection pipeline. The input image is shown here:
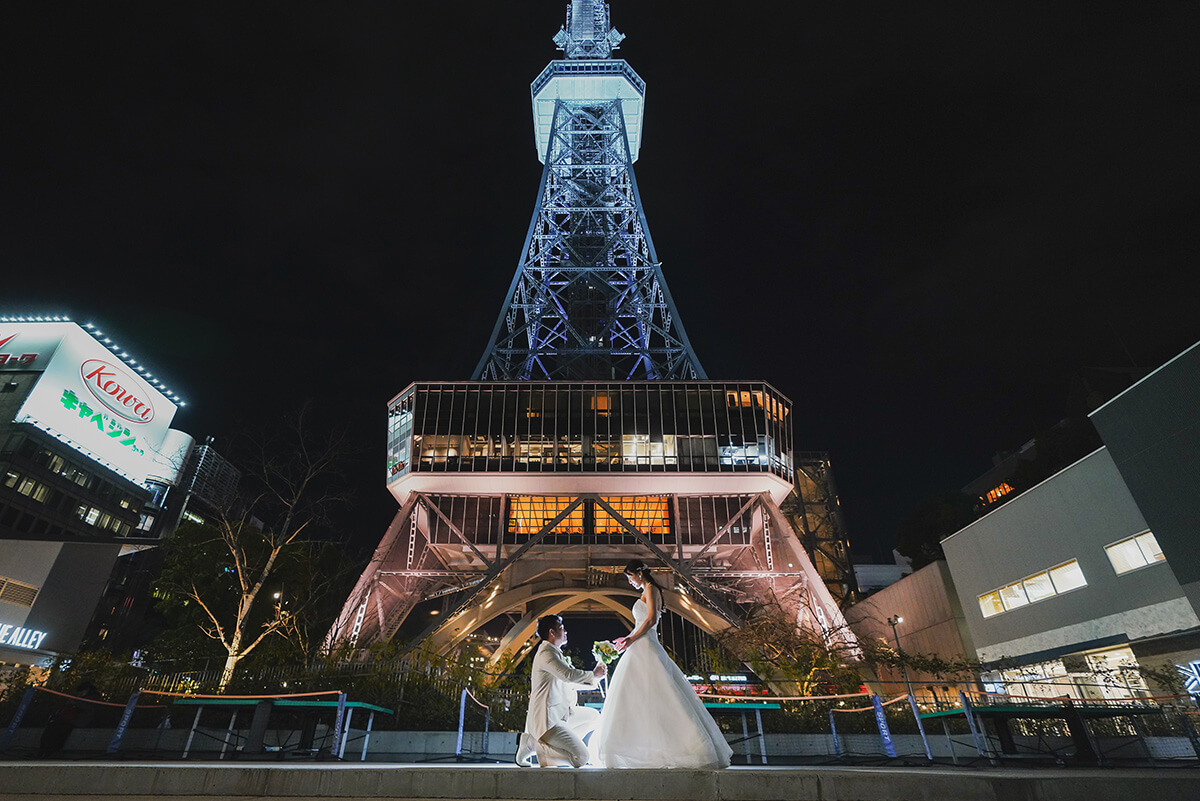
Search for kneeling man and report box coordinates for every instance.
[516,614,606,767]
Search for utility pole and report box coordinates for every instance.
[887,615,916,701]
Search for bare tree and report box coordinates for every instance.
[714,593,976,696]
[157,406,352,689]
[714,595,865,696]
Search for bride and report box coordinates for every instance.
[593,560,732,769]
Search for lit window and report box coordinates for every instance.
[978,591,1005,618]
[1105,538,1145,574]
[1105,531,1166,574]
[1022,571,1056,603]
[590,392,611,415]
[596,496,669,536]
[977,559,1087,618]
[1135,532,1164,562]
[1049,560,1087,593]
[984,483,1014,505]
[998,582,1029,610]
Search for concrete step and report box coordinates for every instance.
[0,762,1198,801]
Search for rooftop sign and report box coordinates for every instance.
[1,322,180,485]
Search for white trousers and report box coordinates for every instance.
[534,706,600,767]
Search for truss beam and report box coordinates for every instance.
[475,98,704,381]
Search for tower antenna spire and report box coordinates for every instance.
[553,0,625,59]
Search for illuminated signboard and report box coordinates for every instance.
[0,623,48,651]
[1179,661,1200,694]
[0,328,67,371]
[2,323,179,485]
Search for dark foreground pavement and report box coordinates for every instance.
[0,761,1198,801]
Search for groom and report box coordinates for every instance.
[516,614,606,767]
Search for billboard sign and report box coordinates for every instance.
[2,322,179,485]
[0,328,67,372]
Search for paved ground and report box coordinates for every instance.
[1,761,1198,801]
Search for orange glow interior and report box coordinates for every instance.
[506,495,669,536]
[596,496,669,535]
[726,390,788,421]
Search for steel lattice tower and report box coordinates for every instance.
[473,1,703,382]
[329,2,858,676]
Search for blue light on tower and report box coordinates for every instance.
[474,0,704,382]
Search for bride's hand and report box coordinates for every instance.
[614,636,630,651]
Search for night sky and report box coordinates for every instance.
[5,3,1198,561]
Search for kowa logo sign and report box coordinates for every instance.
[80,359,155,423]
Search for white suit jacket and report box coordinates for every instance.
[525,641,598,739]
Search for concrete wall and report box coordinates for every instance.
[1091,340,1200,615]
[941,448,1197,664]
[33,540,123,652]
[845,561,975,693]
[0,539,122,659]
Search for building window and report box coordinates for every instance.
[978,591,1005,618]
[2,381,18,393]
[998,581,1029,611]
[1105,530,1166,574]
[984,482,1014,505]
[978,559,1087,618]
[1048,559,1087,593]
[1021,571,1056,602]
[16,477,51,503]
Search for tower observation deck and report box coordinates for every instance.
[329,2,858,675]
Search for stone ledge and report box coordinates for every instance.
[0,763,1197,801]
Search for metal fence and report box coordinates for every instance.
[4,667,1199,766]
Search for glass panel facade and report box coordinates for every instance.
[385,381,793,483]
[413,493,759,549]
[504,495,669,545]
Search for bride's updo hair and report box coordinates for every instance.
[624,559,664,593]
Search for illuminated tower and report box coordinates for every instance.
[329,2,857,671]
[474,0,702,382]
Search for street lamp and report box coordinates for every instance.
[887,615,915,702]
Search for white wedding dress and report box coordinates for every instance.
[594,592,732,769]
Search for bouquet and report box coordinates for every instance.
[592,640,621,665]
[592,640,621,698]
